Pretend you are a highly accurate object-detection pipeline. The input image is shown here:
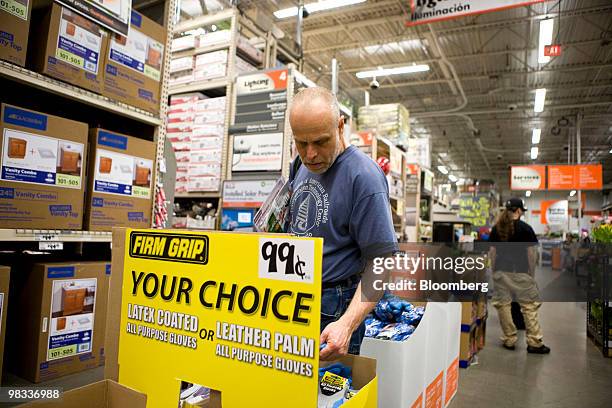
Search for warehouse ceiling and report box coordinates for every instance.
[236,0,612,193]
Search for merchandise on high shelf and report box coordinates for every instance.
[168,93,226,194]
[0,0,31,66]
[358,103,410,146]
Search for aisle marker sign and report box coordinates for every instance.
[117,229,324,407]
[407,0,552,26]
[510,165,546,190]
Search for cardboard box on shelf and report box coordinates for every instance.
[169,56,193,73]
[0,104,87,229]
[18,379,146,407]
[0,0,31,66]
[11,262,110,383]
[84,129,155,231]
[28,4,109,94]
[171,34,196,52]
[0,266,10,377]
[103,10,166,114]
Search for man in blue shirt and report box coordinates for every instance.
[288,87,398,360]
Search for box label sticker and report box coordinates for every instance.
[56,8,102,75]
[94,148,152,199]
[48,278,97,361]
[48,266,75,278]
[0,129,84,189]
[3,106,47,131]
[109,28,163,81]
[0,0,28,20]
[97,130,128,150]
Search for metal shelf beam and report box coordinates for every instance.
[0,229,112,242]
[0,61,162,126]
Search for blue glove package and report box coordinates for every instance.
[390,323,415,341]
[319,363,352,385]
[365,317,386,338]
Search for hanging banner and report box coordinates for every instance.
[56,0,132,36]
[541,200,568,225]
[115,229,324,407]
[547,164,602,190]
[510,165,546,190]
[222,180,278,208]
[232,132,284,172]
[406,0,551,26]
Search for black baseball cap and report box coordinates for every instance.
[506,197,527,211]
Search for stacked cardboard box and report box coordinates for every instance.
[235,56,257,74]
[28,3,109,94]
[103,10,166,114]
[168,94,226,193]
[11,262,110,382]
[0,266,10,377]
[459,299,487,368]
[358,103,410,146]
[193,50,227,81]
[84,129,155,230]
[0,103,87,229]
[0,0,31,66]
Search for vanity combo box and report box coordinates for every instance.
[10,262,110,383]
[0,103,88,229]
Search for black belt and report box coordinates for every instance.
[322,274,361,289]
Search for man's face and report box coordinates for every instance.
[290,103,345,174]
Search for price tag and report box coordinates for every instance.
[36,234,59,241]
[39,242,63,251]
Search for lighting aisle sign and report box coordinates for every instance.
[407,0,552,26]
[117,229,323,407]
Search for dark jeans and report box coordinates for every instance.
[320,276,365,355]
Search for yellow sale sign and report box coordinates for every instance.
[117,229,323,407]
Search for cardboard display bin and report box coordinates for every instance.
[17,379,146,407]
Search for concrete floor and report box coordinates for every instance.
[452,302,612,408]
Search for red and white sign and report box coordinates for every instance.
[407,0,552,26]
[235,69,288,95]
[541,200,568,225]
[510,165,546,190]
[544,45,562,57]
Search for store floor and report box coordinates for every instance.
[452,301,612,408]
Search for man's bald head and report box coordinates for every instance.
[289,87,346,174]
[290,87,340,129]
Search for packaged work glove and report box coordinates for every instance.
[318,363,352,408]
[365,317,386,338]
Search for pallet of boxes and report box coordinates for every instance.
[459,296,488,368]
[357,103,410,147]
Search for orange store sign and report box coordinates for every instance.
[547,164,602,190]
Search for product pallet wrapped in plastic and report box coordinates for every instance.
[357,103,410,146]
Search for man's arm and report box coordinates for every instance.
[319,280,381,361]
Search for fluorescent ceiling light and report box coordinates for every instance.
[538,18,554,64]
[437,165,449,175]
[530,146,539,160]
[274,0,367,19]
[570,190,576,197]
[356,64,430,79]
[532,128,541,144]
[534,88,547,113]
[526,190,532,197]
[448,174,458,182]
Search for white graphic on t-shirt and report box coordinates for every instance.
[291,178,330,236]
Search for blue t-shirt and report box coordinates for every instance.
[289,145,399,283]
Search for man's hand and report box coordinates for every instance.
[319,317,353,361]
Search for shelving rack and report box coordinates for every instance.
[586,254,611,358]
[168,8,303,216]
[404,164,434,242]
[0,0,177,244]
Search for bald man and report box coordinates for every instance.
[288,87,398,360]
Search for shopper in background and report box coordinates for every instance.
[488,197,551,354]
[288,87,398,361]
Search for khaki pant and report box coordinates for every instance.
[492,271,544,347]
